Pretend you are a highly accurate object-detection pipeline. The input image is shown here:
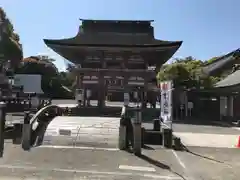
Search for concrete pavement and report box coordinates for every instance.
[1,98,240,179]
[0,143,239,179]
[174,132,239,148]
[172,123,240,149]
[233,127,240,131]
[172,123,240,135]
[43,116,119,148]
[0,144,184,180]
[142,122,240,148]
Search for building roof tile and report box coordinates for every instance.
[215,70,240,88]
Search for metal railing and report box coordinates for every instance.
[22,104,62,151]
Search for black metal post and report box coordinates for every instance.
[12,123,22,145]
[22,111,31,150]
[162,127,173,148]
[153,119,161,131]
[0,102,6,157]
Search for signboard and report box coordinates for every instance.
[14,74,44,94]
[160,81,173,127]
[187,101,193,117]
[188,102,193,109]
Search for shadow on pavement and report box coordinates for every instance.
[136,153,187,180]
[142,145,155,150]
[136,153,170,170]
[180,142,229,166]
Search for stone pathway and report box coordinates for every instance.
[43,116,120,148]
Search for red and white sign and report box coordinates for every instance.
[160,81,173,126]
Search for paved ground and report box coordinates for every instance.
[0,143,239,179]
[143,122,240,135]
[143,121,240,148]
[43,116,119,148]
[174,132,239,148]
[172,123,240,135]
[172,123,240,148]
[1,99,240,179]
[0,144,183,180]
[171,147,240,179]
[233,127,240,131]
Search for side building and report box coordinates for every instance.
[185,48,240,121]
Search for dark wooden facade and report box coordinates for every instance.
[44,19,182,103]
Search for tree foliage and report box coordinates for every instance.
[15,56,73,98]
[0,7,22,67]
[158,63,190,83]
[205,57,219,64]
[157,56,223,89]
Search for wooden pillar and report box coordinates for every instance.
[122,52,129,102]
[98,51,106,108]
[77,73,84,106]
[79,75,84,90]
[98,71,105,108]
[76,74,80,89]
[227,96,233,117]
[83,88,86,107]
[143,55,149,108]
[142,72,147,109]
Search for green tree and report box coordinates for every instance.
[0,7,22,67]
[16,56,73,98]
[205,57,219,64]
[157,63,190,83]
[157,56,219,89]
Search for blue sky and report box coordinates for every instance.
[1,0,240,71]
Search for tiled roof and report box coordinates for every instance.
[202,48,240,76]
[215,70,240,87]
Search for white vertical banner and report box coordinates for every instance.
[160,81,173,128]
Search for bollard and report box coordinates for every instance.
[0,102,6,157]
[118,106,128,150]
[12,123,23,144]
[132,110,142,155]
[126,117,133,149]
[153,119,161,131]
[141,127,145,147]
[21,111,31,151]
[118,122,127,150]
[173,137,182,151]
[162,127,173,148]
